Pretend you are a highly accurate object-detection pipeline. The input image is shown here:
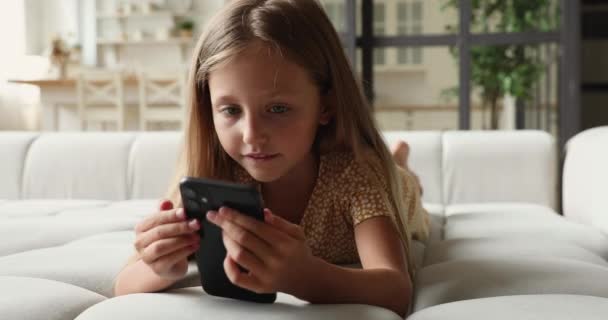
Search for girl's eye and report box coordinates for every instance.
[220,106,241,116]
[269,105,289,114]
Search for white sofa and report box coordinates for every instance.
[1,128,607,320]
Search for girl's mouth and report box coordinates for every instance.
[245,153,279,161]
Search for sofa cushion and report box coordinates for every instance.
[443,210,608,258]
[55,199,156,218]
[442,131,556,209]
[0,215,137,256]
[0,132,39,200]
[0,276,105,320]
[408,294,608,320]
[22,133,136,200]
[75,287,402,320]
[563,126,608,234]
[382,131,443,205]
[413,257,608,311]
[424,238,607,267]
[445,202,558,217]
[0,199,108,218]
[0,235,135,297]
[128,132,182,199]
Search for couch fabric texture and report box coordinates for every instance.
[1,128,607,319]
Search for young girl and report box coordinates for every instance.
[114,0,429,317]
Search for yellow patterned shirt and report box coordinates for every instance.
[234,150,429,276]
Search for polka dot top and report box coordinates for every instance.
[233,149,430,276]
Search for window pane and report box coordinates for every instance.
[320,1,346,33]
[469,44,559,135]
[374,3,385,22]
[397,48,409,64]
[468,0,561,34]
[373,47,459,131]
[412,1,422,21]
[398,2,408,21]
[412,47,422,64]
[356,0,457,36]
[375,48,386,65]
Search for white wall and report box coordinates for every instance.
[0,0,38,130]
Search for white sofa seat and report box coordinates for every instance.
[76,288,402,320]
[443,210,608,258]
[563,126,608,235]
[424,237,608,267]
[408,295,608,320]
[0,215,138,257]
[0,128,606,319]
[0,276,106,320]
[414,257,608,311]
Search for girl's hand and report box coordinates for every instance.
[206,207,315,296]
[133,199,201,281]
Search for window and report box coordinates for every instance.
[321,0,345,33]
[374,2,386,65]
[397,0,423,65]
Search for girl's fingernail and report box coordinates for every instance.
[206,211,217,220]
[219,207,229,216]
[264,209,272,221]
[189,219,200,230]
[176,208,185,219]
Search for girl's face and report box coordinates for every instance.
[208,42,330,183]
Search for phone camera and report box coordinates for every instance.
[186,199,201,212]
[201,197,209,204]
[182,187,197,199]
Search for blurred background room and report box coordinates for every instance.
[0,0,606,151]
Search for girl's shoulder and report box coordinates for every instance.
[320,148,385,186]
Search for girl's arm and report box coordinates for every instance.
[295,216,412,318]
[113,253,180,296]
[205,208,411,317]
[114,201,200,296]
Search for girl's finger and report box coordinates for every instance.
[135,208,187,234]
[264,209,305,240]
[135,219,199,252]
[222,233,265,275]
[141,234,199,264]
[208,210,273,257]
[224,255,264,293]
[149,244,198,276]
[211,207,287,245]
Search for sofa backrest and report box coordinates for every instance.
[22,133,137,200]
[0,132,39,199]
[442,131,557,209]
[0,130,557,210]
[563,126,608,233]
[382,131,443,205]
[0,132,181,201]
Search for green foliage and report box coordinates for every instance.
[177,20,195,31]
[442,0,558,128]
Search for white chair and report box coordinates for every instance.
[136,67,188,131]
[76,69,126,131]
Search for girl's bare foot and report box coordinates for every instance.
[391,140,424,195]
[391,140,410,170]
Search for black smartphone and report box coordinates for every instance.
[179,176,277,304]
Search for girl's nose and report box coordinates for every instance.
[242,116,268,145]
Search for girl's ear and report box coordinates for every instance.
[319,91,335,125]
[319,106,332,125]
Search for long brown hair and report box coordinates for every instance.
[167,0,412,255]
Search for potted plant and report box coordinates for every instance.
[176,19,195,38]
[442,0,557,129]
